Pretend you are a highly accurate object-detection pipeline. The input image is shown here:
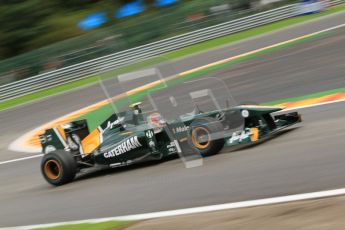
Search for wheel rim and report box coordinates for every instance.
[44,160,61,180]
[192,127,211,149]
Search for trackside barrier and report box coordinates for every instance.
[0,1,344,101]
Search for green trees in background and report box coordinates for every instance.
[0,0,297,61]
[53,0,95,9]
[0,0,99,60]
[0,0,54,58]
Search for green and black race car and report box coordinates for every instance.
[39,102,301,186]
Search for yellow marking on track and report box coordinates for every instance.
[278,93,345,109]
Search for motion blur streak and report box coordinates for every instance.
[4,188,345,230]
[0,12,344,228]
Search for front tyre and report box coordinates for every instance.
[189,117,225,157]
[41,150,77,186]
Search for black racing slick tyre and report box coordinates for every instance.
[41,150,77,186]
[189,117,225,157]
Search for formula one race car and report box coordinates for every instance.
[39,102,301,186]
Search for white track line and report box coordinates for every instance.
[0,154,43,166]
[4,187,345,230]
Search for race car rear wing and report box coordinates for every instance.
[39,120,89,154]
[39,113,122,155]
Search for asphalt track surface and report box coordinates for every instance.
[0,12,345,227]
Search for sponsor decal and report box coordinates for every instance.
[241,110,249,118]
[173,126,189,134]
[102,117,125,133]
[45,145,56,154]
[228,129,252,144]
[40,134,53,144]
[146,130,154,138]
[104,136,142,158]
[39,136,46,144]
[167,141,177,152]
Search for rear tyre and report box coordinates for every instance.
[41,150,77,186]
[189,117,225,157]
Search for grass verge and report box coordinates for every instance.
[1,4,344,111]
[263,86,345,105]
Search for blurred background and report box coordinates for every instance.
[0,0,300,84]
